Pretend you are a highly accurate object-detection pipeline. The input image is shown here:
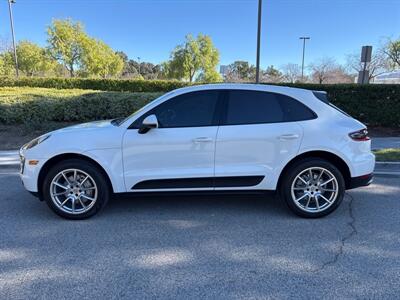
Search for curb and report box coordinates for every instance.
[374,171,400,178]
[375,161,400,165]
[0,150,19,155]
[0,150,19,166]
[1,151,400,177]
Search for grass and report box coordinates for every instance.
[373,148,400,162]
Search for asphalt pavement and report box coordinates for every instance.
[0,173,399,299]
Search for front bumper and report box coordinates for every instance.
[347,173,373,190]
[19,149,46,193]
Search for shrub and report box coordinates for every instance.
[289,84,400,128]
[0,80,399,127]
[0,77,188,92]
[0,87,162,124]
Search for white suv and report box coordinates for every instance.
[19,84,375,219]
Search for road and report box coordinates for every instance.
[0,173,399,299]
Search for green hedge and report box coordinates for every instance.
[0,77,188,92]
[0,78,399,127]
[292,84,400,128]
[0,87,162,125]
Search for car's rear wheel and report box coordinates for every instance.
[281,158,345,218]
[42,159,110,220]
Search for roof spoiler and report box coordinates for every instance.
[312,91,329,104]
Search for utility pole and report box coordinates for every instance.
[7,0,19,77]
[299,36,310,81]
[255,0,262,83]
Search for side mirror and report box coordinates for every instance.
[138,114,158,134]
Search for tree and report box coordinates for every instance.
[116,51,139,78]
[47,19,86,77]
[158,61,172,79]
[80,37,123,78]
[0,52,15,76]
[116,51,162,79]
[167,34,221,82]
[309,57,337,84]
[115,51,128,64]
[345,51,388,80]
[325,66,354,83]
[117,51,137,78]
[281,63,302,83]
[196,34,221,82]
[381,37,400,69]
[262,65,283,83]
[224,61,256,82]
[0,55,6,75]
[16,41,56,76]
[310,58,354,84]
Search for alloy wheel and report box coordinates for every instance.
[50,168,98,215]
[290,167,339,213]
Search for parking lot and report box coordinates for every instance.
[1,173,399,299]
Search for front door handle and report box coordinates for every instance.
[278,134,300,141]
[193,137,213,143]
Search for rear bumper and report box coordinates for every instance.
[347,173,373,190]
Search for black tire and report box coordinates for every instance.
[42,159,110,220]
[280,158,345,218]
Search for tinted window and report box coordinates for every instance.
[278,95,316,121]
[224,90,315,125]
[133,90,220,128]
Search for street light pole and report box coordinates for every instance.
[255,0,262,83]
[7,0,19,77]
[299,37,310,82]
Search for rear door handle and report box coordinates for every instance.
[278,134,300,141]
[193,137,213,143]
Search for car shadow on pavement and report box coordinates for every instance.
[104,192,292,219]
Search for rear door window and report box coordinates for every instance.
[223,90,315,125]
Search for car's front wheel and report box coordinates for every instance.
[281,158,345,218]
[42,159,110,219]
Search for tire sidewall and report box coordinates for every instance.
[42,159,110,220]
[281,158,345,218]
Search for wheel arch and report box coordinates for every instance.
[37,153,114,200]
[277,150,352,190]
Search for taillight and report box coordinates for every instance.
[349,128,370,141]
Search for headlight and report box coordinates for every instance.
[23,134,51,150]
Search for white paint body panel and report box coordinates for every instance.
[122,126,218,191]
[215,122,303,190]
[19,84,375,194]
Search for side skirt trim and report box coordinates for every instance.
[132,176,265,190]
[115,189,275,199]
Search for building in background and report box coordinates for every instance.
[372,70,400,84]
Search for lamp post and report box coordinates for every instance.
[7,0,19,77]
[299,36,310,81]
[255,0,262,83]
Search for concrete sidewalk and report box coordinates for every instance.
[2,149,399,176]
[0,150,19,166]
[371,137,400,150]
